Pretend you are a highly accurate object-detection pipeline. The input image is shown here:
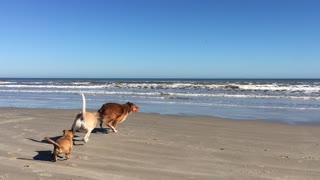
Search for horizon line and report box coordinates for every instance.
[1,77,320,80]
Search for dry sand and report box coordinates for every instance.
[0,108,320,180]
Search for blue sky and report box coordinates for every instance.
[0,0,319,78]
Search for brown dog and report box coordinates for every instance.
[71,93,98,143]
[44,129,74,162]
[98,102,139,133]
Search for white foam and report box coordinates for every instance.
[0,81,319,94]
[0,84,107,89]
[0,89,319,100]
[0,81,16,84]
[132,100,320,111]
[238,84,320,93]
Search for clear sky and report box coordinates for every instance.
[0,0,319,78]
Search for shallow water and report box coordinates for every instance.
[0,78,319,124]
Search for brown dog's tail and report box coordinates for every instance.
[44,137,61,148]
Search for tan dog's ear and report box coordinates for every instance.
[63,130,66,133]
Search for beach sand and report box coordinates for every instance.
[0,108,320,179]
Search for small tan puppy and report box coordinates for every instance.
[98,102,139,133]
[44,129,74,162]
[71,93,98,143]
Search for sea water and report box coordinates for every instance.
[0,78,319,124]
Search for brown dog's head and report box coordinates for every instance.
[126,102,139,113]
[63,129,74,138]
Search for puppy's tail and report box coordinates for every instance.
[44,137,61,148]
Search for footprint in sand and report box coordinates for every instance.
[32,169,43,173]
[68,163,78,167]
[7,152,17,160]
[75,155,88,160]
[39,173,52,177]
[0,174,8,179]
[303,155,320,160]
[32,169,52,177]
[23,129,35,132]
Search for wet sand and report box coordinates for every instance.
[0,108,320,179]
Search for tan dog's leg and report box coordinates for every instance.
[83,128,93,143]
[83,130,89,143]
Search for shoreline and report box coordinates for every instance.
[0,108,320,179]
[0,106,319,126]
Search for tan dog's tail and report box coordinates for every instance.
[44,137,61,148]
[81,92,86,115]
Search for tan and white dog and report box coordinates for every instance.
[71,93,98,143]
[98,102,139,133]
[44,129,74,162]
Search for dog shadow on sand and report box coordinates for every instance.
[18,135,79,161]
[92,127,110,134]
[72,128,110,145]
[24,136,70,161]
[18,129,110,162]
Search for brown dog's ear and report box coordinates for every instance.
[63,130,66,134]
[126,102,132,107]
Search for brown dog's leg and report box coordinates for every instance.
[110,116,124,133]
[107,121,117,132]
[100,121,104,128]
[112,119,121,132]
[100,119,109,133]
[65,153,70,159]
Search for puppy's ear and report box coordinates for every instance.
[63,130,66,133]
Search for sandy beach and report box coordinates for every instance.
[0,108,320,179]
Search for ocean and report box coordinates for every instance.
[0,78,319,124]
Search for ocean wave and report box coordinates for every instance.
[0,81,16,84]
[106,82,320,94]
[71,82,92,85]
[1,82,319,93]
[238,84,320,93]
[0,89,319,100]
[0,84,108,89]
[132,100,320,111]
